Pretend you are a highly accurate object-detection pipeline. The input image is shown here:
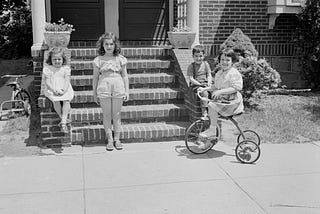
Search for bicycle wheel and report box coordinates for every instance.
[14,89,32,117]
[185,120,219,154]
[237,130,260,145]
[235,140,261,164]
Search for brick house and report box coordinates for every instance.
[30,0,305,146]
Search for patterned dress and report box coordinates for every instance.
[208,67,244,116]
[43,65,74,102]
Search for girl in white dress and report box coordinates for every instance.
[92,32,129,151]
[198,49,244,148]
[43,48,74,133]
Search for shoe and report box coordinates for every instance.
[60,123,69,134]
[106,143,114,151]
[199,141,213,150]
[200,115,209,120]
[114,140,123,150]
[200,110,209,120]
[199,127,216,138]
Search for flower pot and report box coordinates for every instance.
[167,31,196,49]
[43,31,71,48]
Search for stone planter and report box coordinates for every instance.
[167,31,196,49]
[43,31,71,48]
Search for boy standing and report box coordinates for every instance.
[187,45,212,120]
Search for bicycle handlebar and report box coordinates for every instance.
[1,74,29,79]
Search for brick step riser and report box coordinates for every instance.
[70,116,189,127]
[71,68,172,76]
[70,61,172,71]
[71,55,171,61]
[72,83,177,91]
[70,48,171,60]
[71,99,184,108]
[72,91,183,105]
[70,76,178,89]
[71,127,186,145]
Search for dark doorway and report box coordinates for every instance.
[50,0,105,40]
[119,0,169,42]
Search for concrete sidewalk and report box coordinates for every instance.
[0,141,319,214]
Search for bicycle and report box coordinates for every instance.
[0,74,32,120]
[185,91,261,164]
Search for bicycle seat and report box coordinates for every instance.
[6,81,18,87]
[1,74,29,78]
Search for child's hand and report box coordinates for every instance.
[93,92,100,105]
[211,90,222,100]
[123,92,129,102]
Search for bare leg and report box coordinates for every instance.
[61,101,71,124]
[199,104,218,137]
[100,97,113,145]
[112,98,123,149]
[52,101,62,119]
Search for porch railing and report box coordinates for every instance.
[177,0,187,28]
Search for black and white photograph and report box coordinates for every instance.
[0,0,319,213]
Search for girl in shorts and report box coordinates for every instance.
[92,32,129,151]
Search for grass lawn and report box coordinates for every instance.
[237,93,320,144]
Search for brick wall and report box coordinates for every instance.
[199,0,299,46]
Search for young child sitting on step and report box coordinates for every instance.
[187,45,212,120]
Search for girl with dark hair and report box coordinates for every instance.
[198,48,244,149]
[43,47,74,133]
[92,32,129,151]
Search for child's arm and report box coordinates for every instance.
[43,67,59,95]
[122,65,129,101]
[59,67,71,94]
[92,63,100,103]
[188,76,202,86]
[212,69,243,98]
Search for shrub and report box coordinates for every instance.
[219,28,258,58]
[295,0,320,90]
[216,28,281,104]
[0,0,32,59]
[234,57,281,104]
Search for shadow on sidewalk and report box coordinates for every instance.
[174,145,226,159]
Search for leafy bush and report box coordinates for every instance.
[234,58,281,104]
[220,28,258,58]
[216,28,281,104]
[0,0,32,59]
[295,0,320,89]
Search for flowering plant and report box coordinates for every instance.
[171,24,191,32]
[44,18,75,32]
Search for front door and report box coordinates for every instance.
[119,0,169,42]
[51,0,105,40]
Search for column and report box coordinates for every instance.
[31,0,46,50]
[187,0,200,46]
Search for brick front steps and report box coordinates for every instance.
[39,47,192,146]
[71,122,188,144]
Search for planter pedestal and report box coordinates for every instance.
[43,31,71,48]
[167,31,196,49]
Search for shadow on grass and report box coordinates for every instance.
[302,96,320,122]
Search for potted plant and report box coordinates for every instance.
[167,24,196,49]
[44,18,75,48]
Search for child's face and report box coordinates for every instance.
[193,52,205,64]
[220,53,233,70]
[103,38,115,55]
[51,54,63,68]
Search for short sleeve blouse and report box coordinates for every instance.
[93,55,127,74]
[214,67,243,91]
